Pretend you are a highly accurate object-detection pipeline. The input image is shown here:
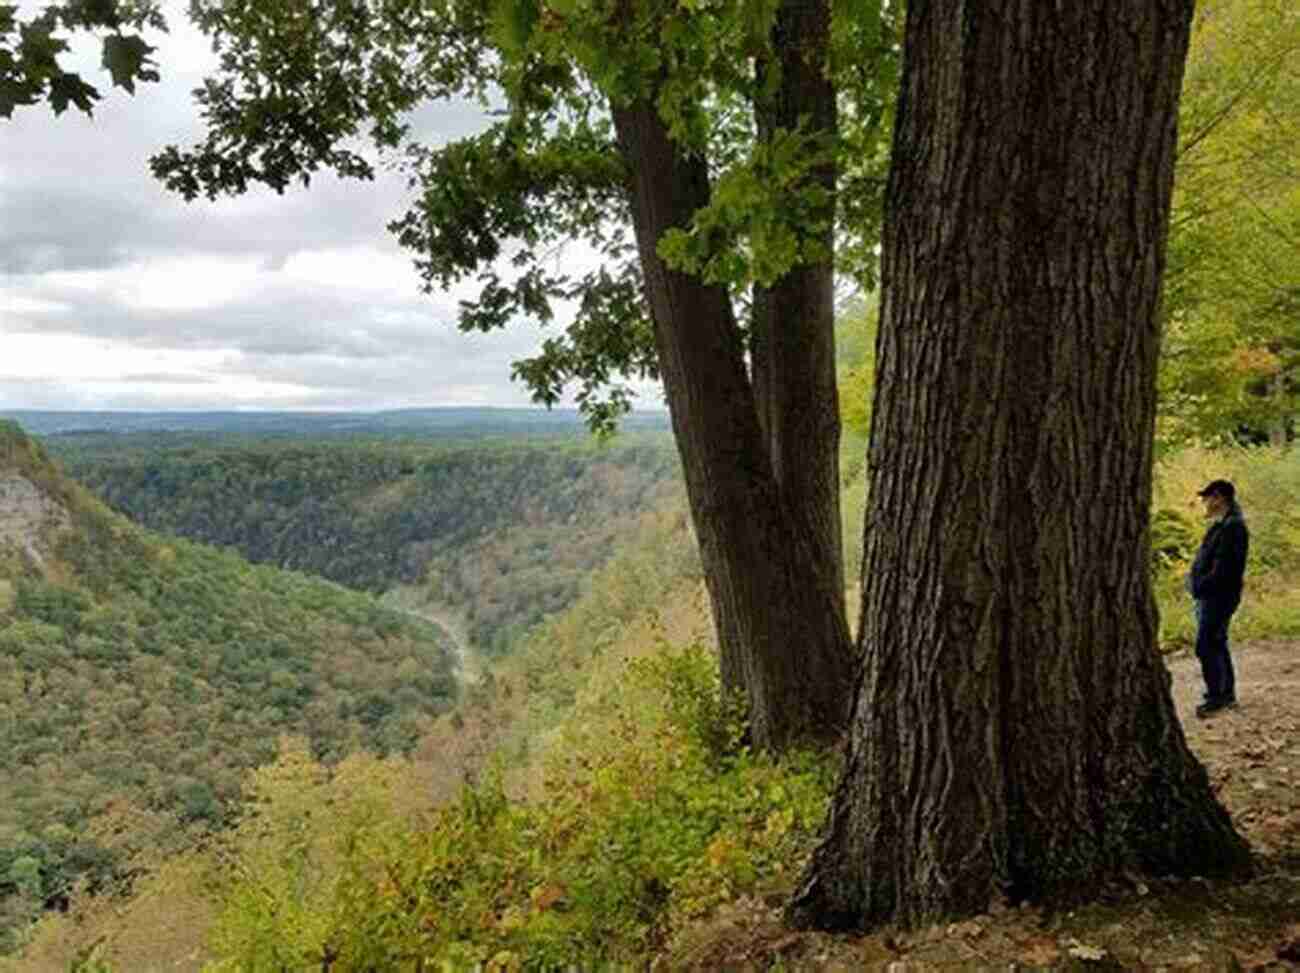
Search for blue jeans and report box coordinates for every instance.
[1194,599,1237,705]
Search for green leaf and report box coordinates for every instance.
[490,0,540,58]
[47,71,98,115]
[101,32,154,92]
[19,19,70,68]
[71,0,124,30]
[0,72,40,119]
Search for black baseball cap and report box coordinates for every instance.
[1197,479,1236,500]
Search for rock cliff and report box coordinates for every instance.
[0,422,71,569]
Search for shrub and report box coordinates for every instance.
[628,646,748,765]
[203,645,836,970]
[1150,507,1200,570]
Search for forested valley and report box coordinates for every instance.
[45,425,682,655]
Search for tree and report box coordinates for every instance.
[1159,0,1300,447]
[140,0,899,749]
[0,0,162,118]
[790,0,1251,929]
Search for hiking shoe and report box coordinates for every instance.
[1196,701,1229,719]
[1202,693,1237,704]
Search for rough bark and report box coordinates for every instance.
[752,0,845,603]
[791,0,1251,928]
[611,99,855,750]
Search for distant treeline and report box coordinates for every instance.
[3,407,671,439]
[48,433,684,655]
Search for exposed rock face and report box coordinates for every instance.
[0,473,69,569]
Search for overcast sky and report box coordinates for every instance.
[1,6,654,412]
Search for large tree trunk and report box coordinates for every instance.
[791,0,1251,927]
[752,0,845,603]
[611,100,854,751]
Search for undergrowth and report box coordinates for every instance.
[203,644,835,971]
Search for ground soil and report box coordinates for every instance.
[666,639,1300,970]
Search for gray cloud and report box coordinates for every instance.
[8,263,506,353]
[0,107,488,276]
[115,372,220,385]
[0,6,651,412]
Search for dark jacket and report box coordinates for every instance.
[1189,503,1249,606]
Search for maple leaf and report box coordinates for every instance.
[101,33,155,93]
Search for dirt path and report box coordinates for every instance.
[1170,639,1300,868]
[408,604,479,683]
[673,640,1300,970]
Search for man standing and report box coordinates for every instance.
[1188,479,1250,718]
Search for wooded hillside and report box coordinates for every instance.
[0,422,459,951]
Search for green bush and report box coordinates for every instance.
[1150,507,1200,570]
[628,646,748,766]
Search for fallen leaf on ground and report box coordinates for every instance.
[1236,946,1281,971]
[1278,926,1300,961]
[1019,940,1061,965]
[1066,940,1107,961]
[948,919,984,939]
[762,932,802,954]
